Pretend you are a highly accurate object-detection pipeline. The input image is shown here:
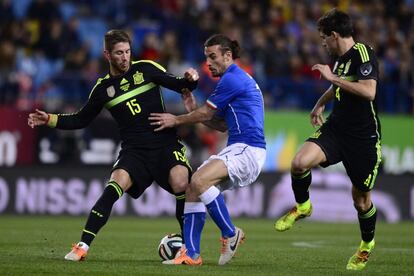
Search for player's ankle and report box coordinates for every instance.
[190,253,200,260]
[297,199,311,213]
[77,242,89,251]
[360,239,375,250]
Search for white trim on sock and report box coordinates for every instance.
[77,242,89,251]
[199,186,220,205]
[189,213,196,252]
[184,202,206,214]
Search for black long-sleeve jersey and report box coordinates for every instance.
[54,60,197,149]
[328,42,381,139]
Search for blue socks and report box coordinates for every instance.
[184,211,206,259]
[200,186,235,238]
[183,186,236,259]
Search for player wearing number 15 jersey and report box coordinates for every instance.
[28,29,198,261]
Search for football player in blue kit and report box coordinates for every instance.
[149,34,266,265]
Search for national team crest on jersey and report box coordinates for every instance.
[106,85,115,97]
[133,71,144,85]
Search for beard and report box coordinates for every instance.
[111,61,130,75]
[209,67,223,77]
[211,71,220,77]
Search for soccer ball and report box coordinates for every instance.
[158,233,183,261]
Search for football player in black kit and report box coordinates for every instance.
[274,9,382,271]
[28,30,199,261]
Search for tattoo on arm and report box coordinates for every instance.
[203,116,227,132]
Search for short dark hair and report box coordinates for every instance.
[104,29,131,52]
[204,34,241,59]
[317,9,353,37]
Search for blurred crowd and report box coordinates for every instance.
[1,0,414,167]
[1,0,414,114]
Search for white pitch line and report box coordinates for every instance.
[375,248,414,253]
[292,241,327,248]
[292,241,414,253]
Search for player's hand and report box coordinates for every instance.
[28,109,49,128]
[149,113,178,131]
[184,68,199,82]
[310,104,325,127]
[312,64,335,82]
[181,89,197,112]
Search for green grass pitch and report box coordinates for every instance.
[0,216,413,275]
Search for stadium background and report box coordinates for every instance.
[0,0,413,223]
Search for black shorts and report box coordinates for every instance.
[112,140,191,198]
[307,122,382,192]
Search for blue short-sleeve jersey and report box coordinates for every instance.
[206,63,266,149]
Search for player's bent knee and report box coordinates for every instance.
[169,165,190,193]
[110,169,133,192]
[170,179,188,193]
[189,173,206,195]
[353,201,371,213]
[291,157,309,174]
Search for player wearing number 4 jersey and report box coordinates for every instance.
[274,9,382,271]
[28,29,198,261]
[149,34,266,266]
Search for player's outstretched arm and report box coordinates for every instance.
[149,104,215,132]
[149,62,199,92]
[28,109,55,128]
[180,91,227,131]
